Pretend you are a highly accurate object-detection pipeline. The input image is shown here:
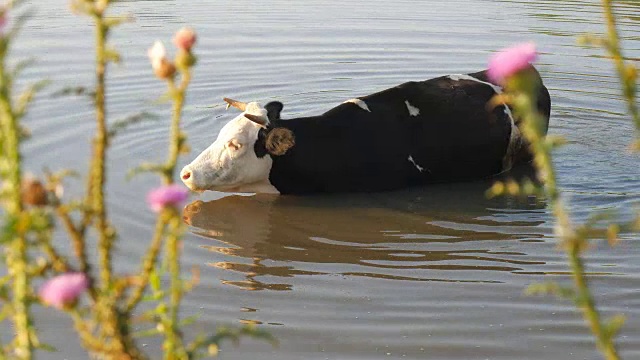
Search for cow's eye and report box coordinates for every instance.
[226,139,242,151]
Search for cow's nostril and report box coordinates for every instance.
[182,171,191,181]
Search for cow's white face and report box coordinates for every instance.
[181,101,293,194]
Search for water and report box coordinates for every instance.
[14,0,640,358]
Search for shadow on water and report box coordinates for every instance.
[183,165,552,291]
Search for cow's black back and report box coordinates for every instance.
[268,69,550,194]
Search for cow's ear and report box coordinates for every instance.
[265,101,283,122]
[265,127,295,156]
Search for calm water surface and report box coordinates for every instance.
[16,0,640,359]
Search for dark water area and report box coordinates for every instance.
[12,0,640,358]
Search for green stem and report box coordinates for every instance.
[601,0,639,132]
[92,15,112,291]
[158,67,192,359]
[0,39,33,359]
[80,8,146,358]
[70,310,122,356]
[164,71,191,185]
[6,240,31,360]
[56,207,90,274]
[40,233,71,273]
[164,213,187,359]
[568,242,620,360]
[519,88,620,360]
[125,215,167,312]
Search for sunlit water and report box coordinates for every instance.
[13,0,640,358]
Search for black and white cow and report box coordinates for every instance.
[180,68,551,195]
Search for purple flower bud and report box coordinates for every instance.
[147,184,189,213]
[487,42,537,84]
[39,273,89,310]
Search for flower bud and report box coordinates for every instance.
[175,49,197,70]
[21,177,48,207]
[148,40,166,64]
[39,273,89,309]
[154,58,176,79]
[0,8,7,32]
[173,27,196,52]
[147,41,175,79]
[147,184,189,213]
[487,42,537,85]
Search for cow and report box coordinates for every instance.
[180,68,551,195]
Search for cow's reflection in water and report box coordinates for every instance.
[183,170,547,291]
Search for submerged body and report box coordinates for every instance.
[181,68,551,195]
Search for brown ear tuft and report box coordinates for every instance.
[265,128,295,156]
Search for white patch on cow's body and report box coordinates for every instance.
[404,100,420,116]
[344,98,371,112]
[448,74,503,94]
[448,74,521,172]
[181,101,278,194]
[498,101,520,172]
[407,155,425,172]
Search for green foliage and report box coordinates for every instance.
[489,2,639,360]
[50,85,95,98]
[127,162,168,180]
[0,215,19,244]
[108,111,158,139]
[525,281,576,299]
[6,0,636,359]
[187,325,278,359]
[103,15,134,29]
[15,79,50,119]
[0,0,275,359]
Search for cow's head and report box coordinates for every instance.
[180,98,295,193]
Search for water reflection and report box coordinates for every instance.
[184,166,550,291]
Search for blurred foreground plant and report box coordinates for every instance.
[486,1,639,354]
[580,0,638,146]
[0,0,274,359]
[0,1,49,357]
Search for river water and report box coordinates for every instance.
[14,0,640,359]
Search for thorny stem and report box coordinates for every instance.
[0,37,34,359]
[518,89,620,360]
[164,213,188,359]
[53,206,97,303]
[154,65,193,359]
[68,5,145,358]
[568,243,620,360]
[125,215,167,312]
[70,311,123,356]
[92,14,113,292]
[40,233,70,273]
[601,0,639,132]
[164,70,191,185]
[56,207,92,277]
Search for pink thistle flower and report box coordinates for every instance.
[147,184,189,212]
[173,27,197,52]
[39,273,89,310]
[0,7,11,36]
[0,10,7,31]
[487,42,537,84]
